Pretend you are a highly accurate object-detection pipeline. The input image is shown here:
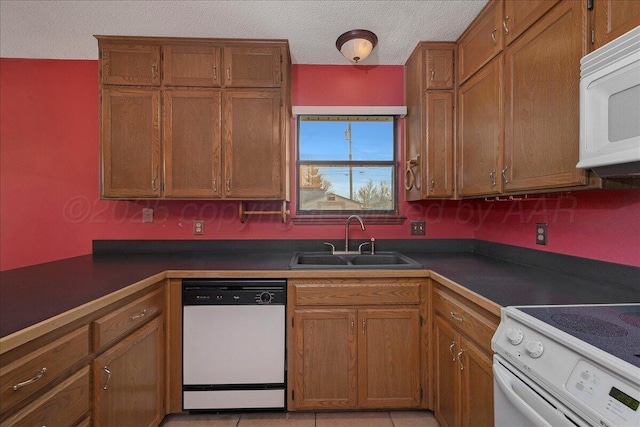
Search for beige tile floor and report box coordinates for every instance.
[160,410,440,427]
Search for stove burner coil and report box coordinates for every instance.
[550,313,628,337]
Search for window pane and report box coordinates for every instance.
[299,117,394,161]
[299,164,394,211]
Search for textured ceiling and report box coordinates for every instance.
[0,0,488,65]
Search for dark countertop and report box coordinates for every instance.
[1,239,638,338]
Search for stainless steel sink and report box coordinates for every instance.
[288,251,422,269]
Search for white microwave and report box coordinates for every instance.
[578,25,640,177]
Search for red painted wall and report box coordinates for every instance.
[1,59,638,270]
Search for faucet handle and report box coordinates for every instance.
[323,242,336,253]
[358,241,371,254]
[370,237,375,255]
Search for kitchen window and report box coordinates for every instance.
[297,115,397,215]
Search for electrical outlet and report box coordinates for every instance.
[142,208,153,223]
[536,223,548,245]
[410,220,425,236]
[194,219,204,235]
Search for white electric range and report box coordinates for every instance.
[492,304,640,427]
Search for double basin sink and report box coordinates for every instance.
[289,251,422,270]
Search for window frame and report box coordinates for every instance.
[295,115,399,217]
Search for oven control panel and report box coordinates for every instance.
[567,360,640,427]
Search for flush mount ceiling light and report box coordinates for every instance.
[336,29,378,64]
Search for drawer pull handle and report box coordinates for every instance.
[103,366,112,390]
[362,318,366,334]
[226,67,231,81]
[12,367,47,390]
[457,350,465,370]
[350,319,354,335]
[431,69,435,81]
[449,341,457,361]
[489,169,497,186]
[450,311,464,323]
[503,16,510,35]
[501,165,509,184]
[491,28,498,46]
[130,309,147,321]
[213,65,217,81]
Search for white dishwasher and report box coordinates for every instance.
[182,279,286,411]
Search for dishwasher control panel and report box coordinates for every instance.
[182,279,286,305]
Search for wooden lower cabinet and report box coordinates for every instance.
[0,366,90,427]
[93,315,164,427]
[292,309,357,409]
[291,307,420,410]
[434,316,493,427]
[432,282,498,427]
[288,278,424,411]
[358,308,421,408]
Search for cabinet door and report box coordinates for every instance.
[164,90,222,198]
[593,0,640,49]
[457,0,504,84]
[457,57,503,197]
[425,48,454,89]
[433,316,460,427]
[291,309,357,410]
[503,0,560,45]
[223,46,282,87]
[101,88,162,198]
[163,45,221,87]
[460,338,494,427]
[223,90,283,199]
[424,92,454,198]
[93,316,164,427]
[503,0,587,192]
[358,309,420,408]
[100,43,160,86]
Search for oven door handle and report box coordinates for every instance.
[493,362,574,426]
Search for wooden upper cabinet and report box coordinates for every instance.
[503,0,560,45]
[424,92,454,198]
[223,46,282,87]
[457,0,504,84]
[503,0,587,191]
[163,44,221,87]
[404,42,455,201]
[457,57,503,197]
[593,0,640,49]
[100,42,160,86]
[164,90,222,198]
[101,88,162,198]
[425,48,454,89]
[223,90,283,199]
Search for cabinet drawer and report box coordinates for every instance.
[433,288,498,353]
[294,282,421,306]
[93,287,163,351]
[0,326,89,414]
[1,366,90,427]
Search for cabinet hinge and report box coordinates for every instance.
[591,29,595,44]
[587,0,593,10]
[292,389,295,400]
[420,316,423,326]
[420,388,424,399]
[291,318,294,328]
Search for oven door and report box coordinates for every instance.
[493,355,590,427]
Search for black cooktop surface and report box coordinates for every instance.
[518,304,640,368]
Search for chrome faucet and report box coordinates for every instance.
[344,215,365,252]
